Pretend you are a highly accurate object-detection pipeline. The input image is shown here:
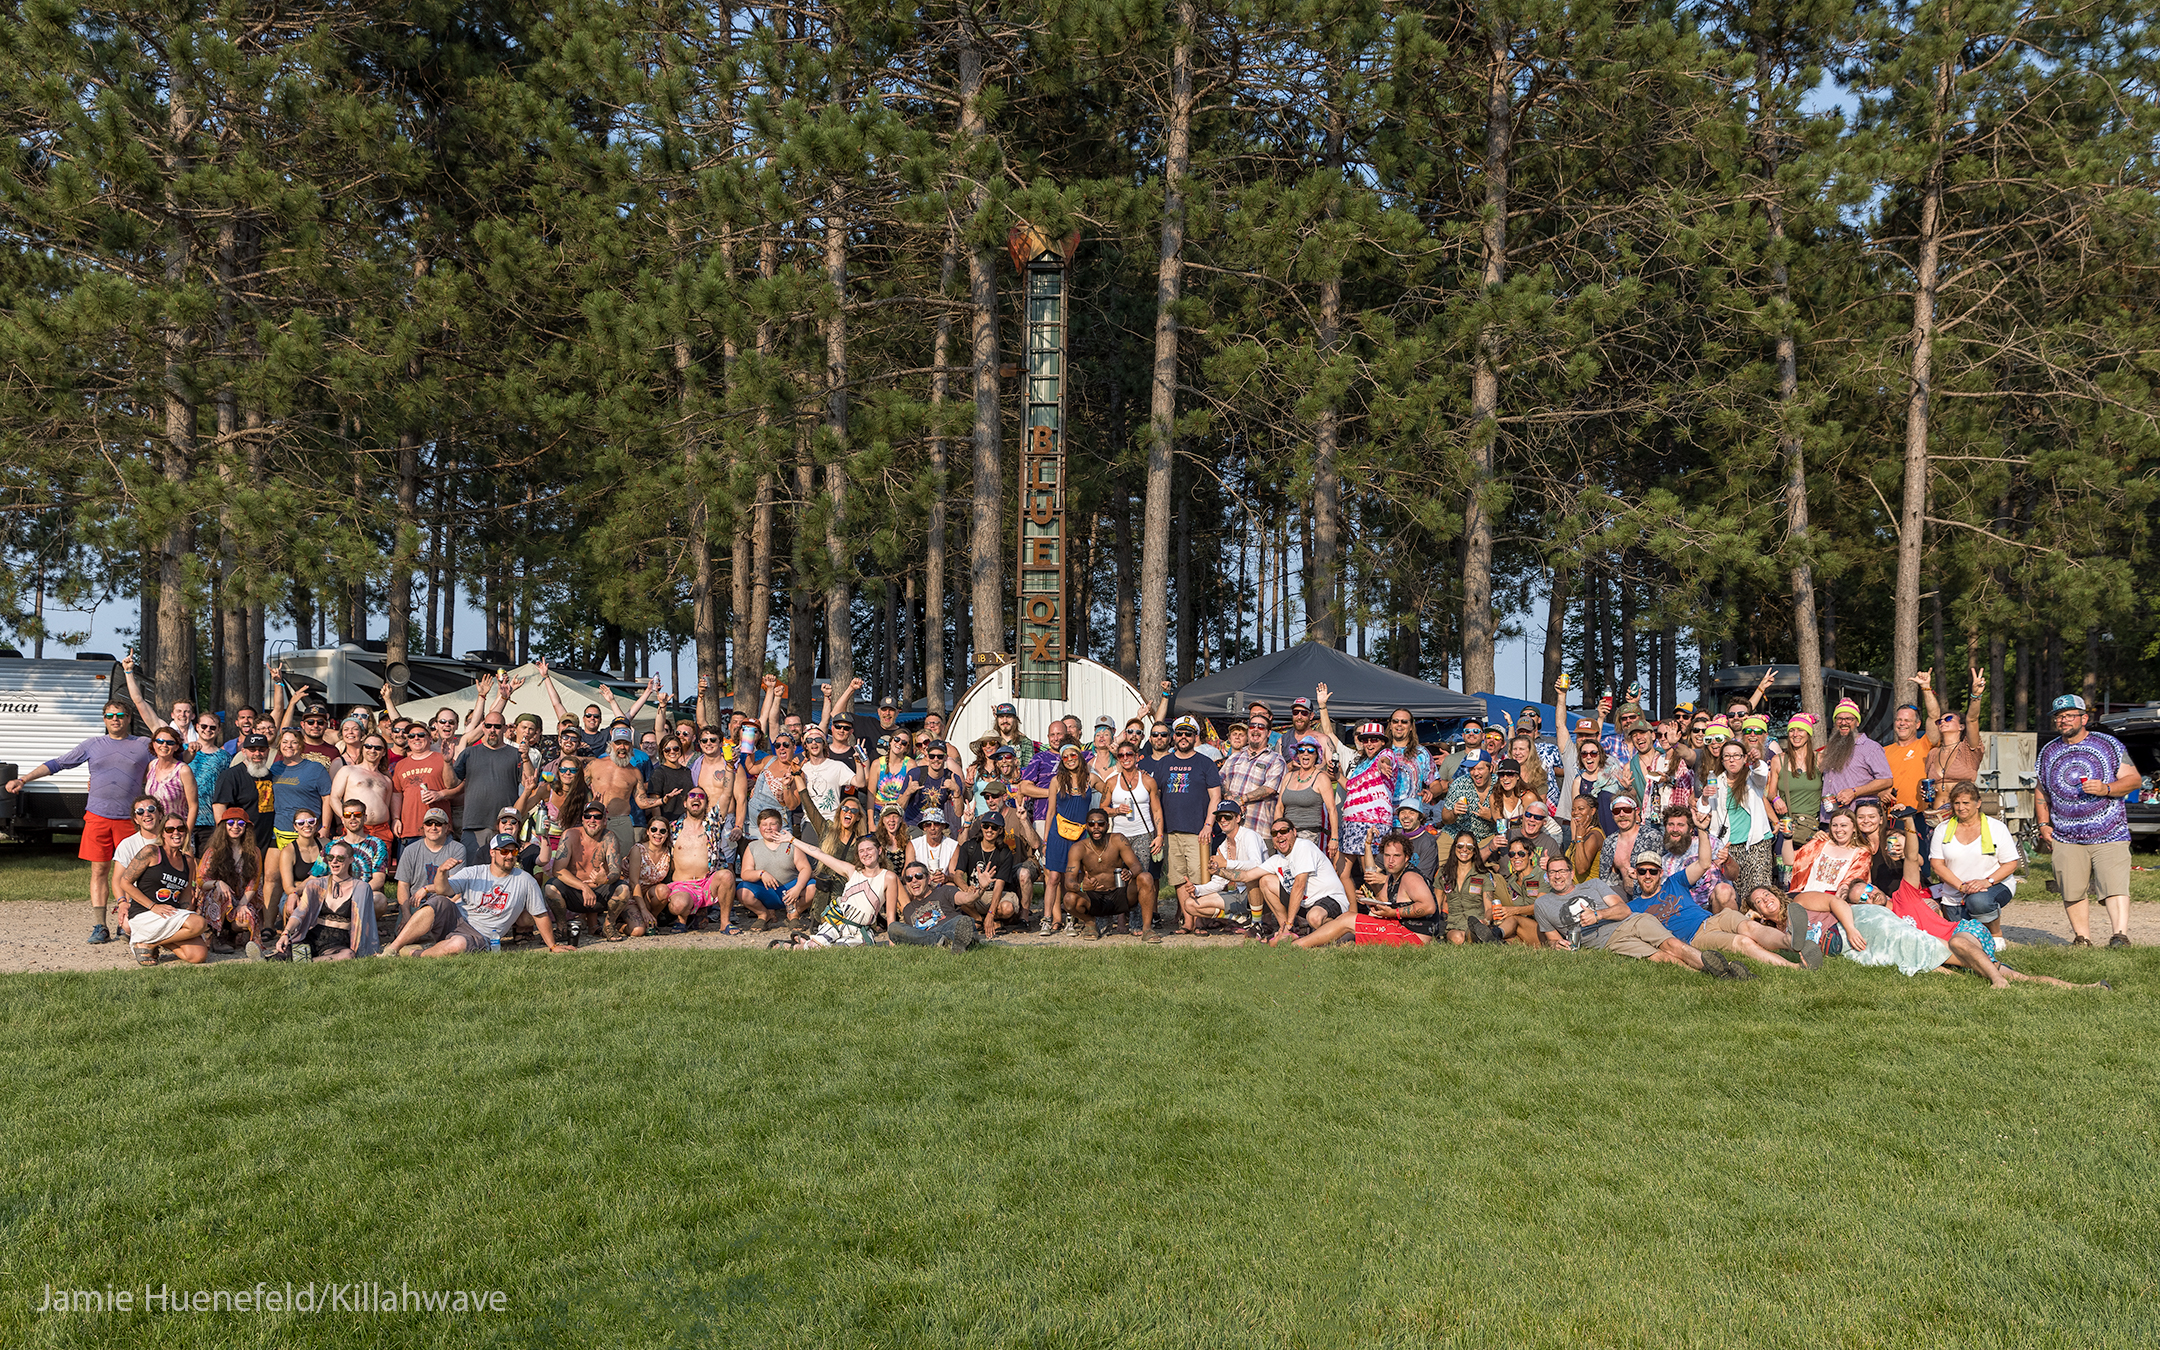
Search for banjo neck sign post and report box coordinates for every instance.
[1009,224,1080,703]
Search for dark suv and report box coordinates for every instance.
[2096,706,2160,849]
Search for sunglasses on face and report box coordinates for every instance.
[294,818,318,828]
[483,722,505,731]
[103,712,128,720]
[1270,828,1294,838]
[153,738,179,748]
[162,826,189,836]
[364,742,387,751]
[223,817,247,828]
[133,807,160,817]
[904,870,929,881]
[1508,849,1529,858]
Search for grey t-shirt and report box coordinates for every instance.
[395,837,467,895]
[454,744,526,832]
[446,864,547,942]
[743,838,800,889]
[1533,879,1622,950]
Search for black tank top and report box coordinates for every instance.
[132,847,193,920]
[1389,870,1445,938]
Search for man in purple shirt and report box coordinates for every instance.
[1021,720,1068,828]
[5,697,153,944]
[1819,697,1893,815]
[2036,694,2142,947]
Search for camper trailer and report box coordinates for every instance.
[0,657,151,843]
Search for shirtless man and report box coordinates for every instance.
[663,789,736,930]
[328,739,395,846]
[582,728,645,857]
[694,738,741,849]
[1063,809,1153,941]
[545,803,629,943]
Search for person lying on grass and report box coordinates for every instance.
[1285,833,1441,948]
[1623,861,1820,971]
[1531,854,1749,979]
[386,835,573,956]
[1819,878,2104,991]
[116,815,209,967]
[773,832,896,949]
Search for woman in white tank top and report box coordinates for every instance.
[1093,746,1162,856]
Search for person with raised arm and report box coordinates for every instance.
[773,830,898,949]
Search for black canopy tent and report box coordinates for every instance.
[1172,642,1485,728]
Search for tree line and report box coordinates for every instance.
[2,0,2156,725]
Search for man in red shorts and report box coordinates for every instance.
[5,697,153,944]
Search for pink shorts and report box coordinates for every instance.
[668,876,717,910]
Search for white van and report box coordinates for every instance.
[0,658,145,842]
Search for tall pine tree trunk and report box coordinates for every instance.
[157,58,198,703]
[960,32,1004,668]
[1309,100,1345,649]
[822,193,854,694]
[738,235,780,706]
[1893,65,1950,696]
[1460,17,1513,697]
[926,232,957,713]
[1139,0,1194,695]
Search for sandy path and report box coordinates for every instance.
[0,894,2151,974]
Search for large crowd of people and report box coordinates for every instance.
[2,652,2135,991]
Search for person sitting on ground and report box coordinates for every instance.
[1063,807,1153,940]
[1929,782,2020,938]
[1433,829,1506,945]
[1532,854,1744,978]
[951,814,1029,939]
[270,806,327,925]
[622,816,672,939]
[733,808,811,932]
[1243,817,1353,945]
[194,813,262,953]
[814,796,869,899]
[1789,808,1870,916]
[1288,832,1442,948]
[910,809,959,885]
[329,799,391,902]
[582,728,647,858]
[270,839,374,961]
[886,860,976,951]
[774,832,896,949]
[1180,801,1266,933]
[392,836,573,956]
[116,815,209,966]
[393,808,465,932]
[545,803,629,943]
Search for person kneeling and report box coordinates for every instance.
[1178,802,1264,935]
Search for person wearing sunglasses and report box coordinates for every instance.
[1064,807,1154,940]
[269,841,372,961]
[1247,817,1351,945]
[1179,802,1265,935]
[544,804,629,945]
[7,696,154,944]
[181,714,231,853]
[885,860,976,952]
[115,815,210,966]
[390,719,460,859]
[139,724,197,844]
[663,787,737,932]
[1918,666,1988,829]
[328,733,396,854]
[398,835,573,956]
[195,812,263,954]
[445,705,529,860]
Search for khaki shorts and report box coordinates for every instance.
[1689,908,1752,954]
[2052,838,2132,904]
[1604,911,1676,960]
[1160,833,1208,894]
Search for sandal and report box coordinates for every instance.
[131,944,157,967]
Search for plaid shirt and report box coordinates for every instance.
[1220,746,1286,834]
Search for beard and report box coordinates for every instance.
[241,756,273,780]
[1822,731,1857,775]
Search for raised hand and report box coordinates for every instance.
[1913,668,1933,691]
[535,658,550,678]
[1315,682,1329,706]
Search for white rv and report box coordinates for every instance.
[0,658,145,842]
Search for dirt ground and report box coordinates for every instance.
[1,893,2153,974]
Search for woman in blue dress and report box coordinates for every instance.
[1040,744,1094,935]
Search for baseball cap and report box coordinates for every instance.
[920,808,946,824]
[1213,802,1243,818]
[610,726,633,742]
[488,832,520,851]
[241,732,269,749]
[991,745,1016,761]
[1498,757,1522,774]
[422,807,449,824]
[2052,694,2087,714]
[1462,748,1487,767]
[1290,696,1313,712]
[878,695,898,710]
[993,702,1018,718]
[1574,717,1597,735]
[1095,715,1116,730]
[497,804,520,820]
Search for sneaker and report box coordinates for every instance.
[244,939,263,961]
[1035,919,1056,937]
[87,924,111,946]
[1699,950,1739,980]
[1079,925,1101,941]
[2108,933,2130,948]
[1796,939,1825,971]
[292,943,312,963]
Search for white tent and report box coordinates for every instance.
[392,663,662,735]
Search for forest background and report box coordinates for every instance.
[2,0,2156,726]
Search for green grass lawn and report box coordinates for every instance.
[4,942,2157,1347]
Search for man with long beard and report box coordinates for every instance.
[1819,697,1892,818]
[210,733,279,852]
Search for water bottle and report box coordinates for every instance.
[488,934,501,954]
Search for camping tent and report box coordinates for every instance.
[393,663,661,735]
[1172,642,1485,727]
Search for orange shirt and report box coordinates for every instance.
[1884,737,1930,812]
[391,750,449,838]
